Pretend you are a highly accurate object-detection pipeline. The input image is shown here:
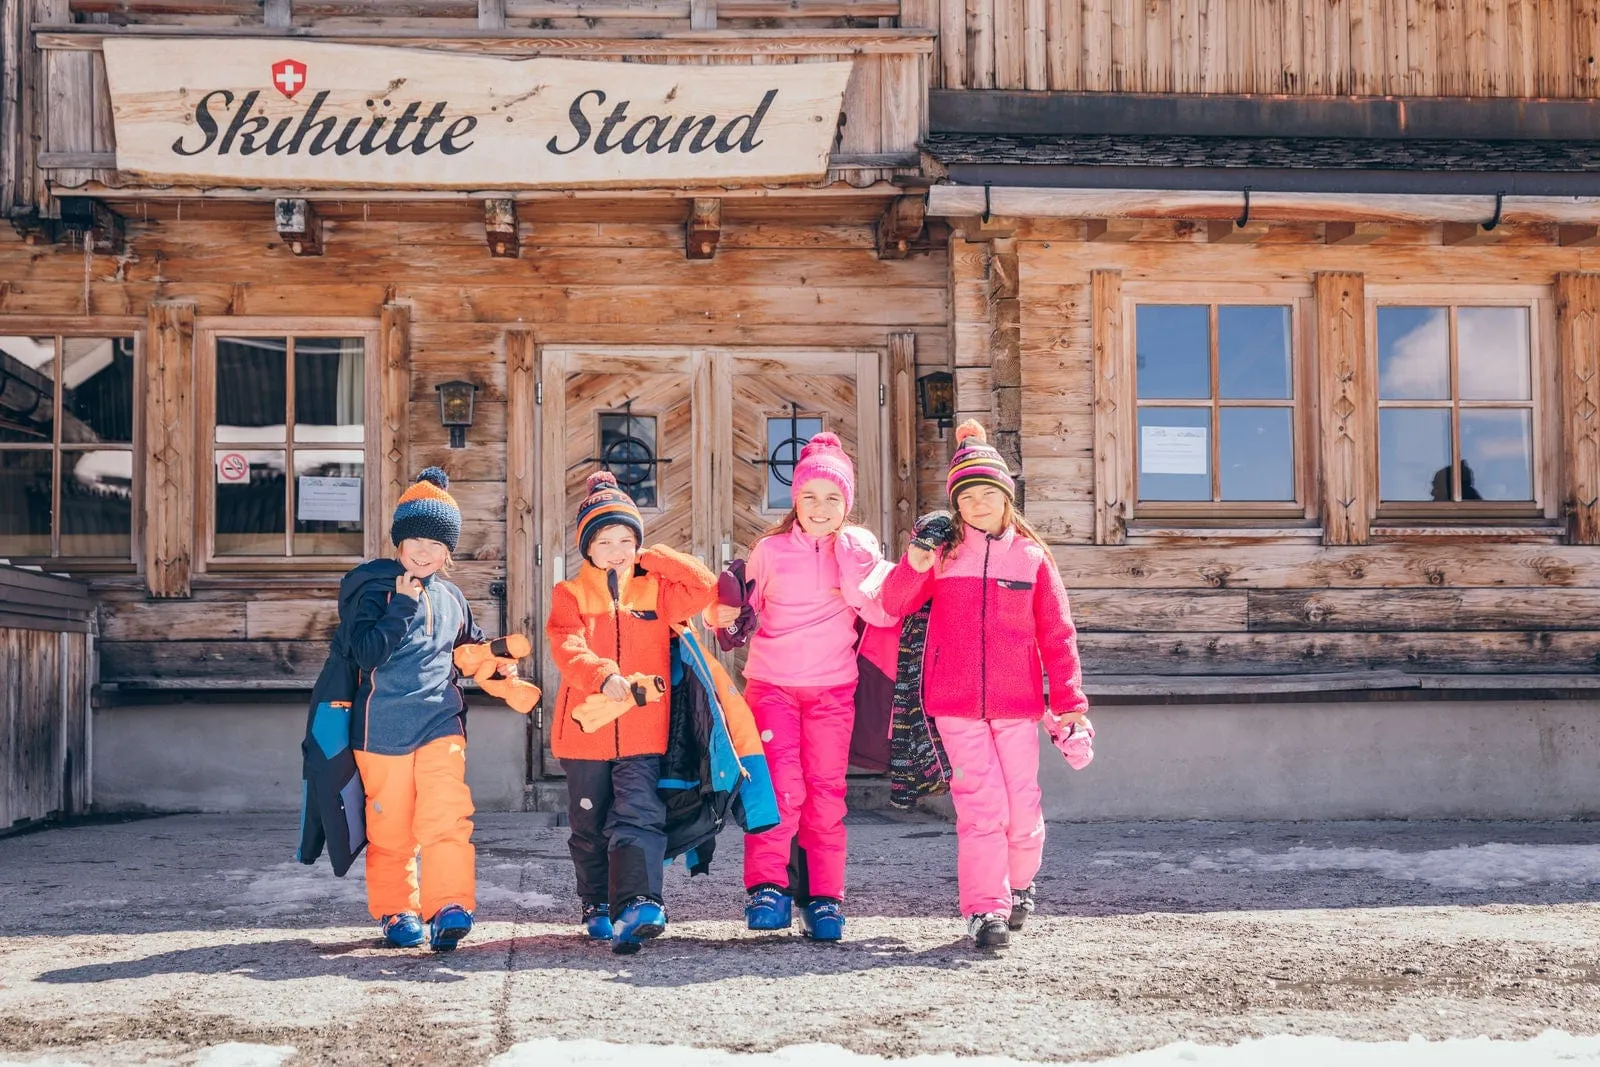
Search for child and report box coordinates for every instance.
[880,422,1089,950]
[341,467,485,951]
[547,470,718,955]
[705,432,896,942]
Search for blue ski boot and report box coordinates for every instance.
[611,896,666,955]
[381,912,426,948]
[428,903,473,952]
[582,903,614,941]
[744,885,794,931]
[800,898,845,942]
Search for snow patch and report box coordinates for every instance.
[193,1044,298,1067]
[1217,844,1600,890]
[476,884,558,912]
[221,862,367,913]
[490,1033,1600,1067]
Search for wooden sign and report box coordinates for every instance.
[101,40,852,189]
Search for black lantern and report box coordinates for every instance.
[436,380,478,449]
[917,371,955,435]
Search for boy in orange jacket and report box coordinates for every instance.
[546,471,717,954]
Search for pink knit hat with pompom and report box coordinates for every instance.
[791,432,855,514]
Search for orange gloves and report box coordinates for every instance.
[453,635,541,715]
[574,674,666,733]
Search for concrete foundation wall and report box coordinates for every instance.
[1040,698,1600,820]
[93,700,530,814]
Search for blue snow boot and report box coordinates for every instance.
[800,898,845,942]
[582,903,614,941]
[381,912,426,948]
[744,885,793,931]
[428,904,473,952]
[611,897,666,955]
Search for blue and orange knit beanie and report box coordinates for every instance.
[947,420,1016,507]
[576,470,644,560]
[391,466,461,553]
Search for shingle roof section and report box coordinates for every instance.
[922,134,1600,172]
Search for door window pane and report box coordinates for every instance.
[1220,408,1294,501]
[294,450,365,556]
[1218,306,1292,400]
[1458,307,1532,401]
[294,337,366,443]
[1137,407,1211,501]
[60,448,133,558]
[1378,307,1450,400]
[216,338,287,445]
[61,338,135,444]
[1460,409,1534,502]
[598,412,658,509]
[766,416,824,511]
[0,336,56,444]
[1379,409,1452,501]
[1135,305,1210,399]
[215,449,286,556]
[0,451,52,556]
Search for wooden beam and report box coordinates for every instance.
[887,332,916,551]
[1560,224,1600,247]
[685,197,720,260]
[1442,221,1506,246]
[1324,221,1389,245]
[476,0,504,26]
[689,0,715,27]
[273,197,322,256]
[874,194,925,259]
[990,237,1022,504]
[263,0,292,26]
[484,197,518,258]
[505,327,538,701]
[1085,218,1144,242]
[1206,219,1271,244]
[1091,268,1131,545]
[144,300,196,599]
[1557,273,1600,545]
[379,303,412,526]
[1315,272,1372,547]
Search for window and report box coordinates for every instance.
[0,335,137,561]
[1133,303,1301,513]
[597,411,660,509]
[765,414,823,511]
[207,333,372,561]
[1376,305,1538,511]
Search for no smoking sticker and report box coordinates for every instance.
[217,452,249,484]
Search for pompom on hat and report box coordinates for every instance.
[790,431,856,514]
[946,420,1016,507]
[576,470,645,560]
[391,466,462,553]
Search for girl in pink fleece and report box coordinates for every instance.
[705,432,896,941]
[880,420,1089,950]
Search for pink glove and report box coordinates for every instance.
[1046,714,1094,771]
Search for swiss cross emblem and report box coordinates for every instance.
[271,59,307,99]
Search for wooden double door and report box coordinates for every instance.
[534,346,892,776]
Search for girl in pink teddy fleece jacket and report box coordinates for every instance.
[705,432,896,942]
[880,420,1090,951]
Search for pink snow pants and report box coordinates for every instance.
[935,716,1046,918]
[742,678,857,900]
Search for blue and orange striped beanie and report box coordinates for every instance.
[391,466,462,553]
[947,420,1016,507]
[576,470,644,560]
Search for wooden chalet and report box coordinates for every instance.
[2,0,1598,821]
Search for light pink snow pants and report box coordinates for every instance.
[935,716,1046,918]
[742,678,857,900]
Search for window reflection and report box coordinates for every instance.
[766,416,824,511]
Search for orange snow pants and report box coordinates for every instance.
[352,735,476,921]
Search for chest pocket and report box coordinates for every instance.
[630,609,659,620]
[996,579,1034,591]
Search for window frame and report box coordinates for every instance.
[1365,288,1556,524]
[0,324,143,571]
[1123,284,1316,525]
[594,408,665,514]
[196,319,381,572]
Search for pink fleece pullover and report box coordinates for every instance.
[879,523,1087,721]
[742,525,897,688]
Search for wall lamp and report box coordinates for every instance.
[436,380,478,449]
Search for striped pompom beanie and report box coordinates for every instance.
[576,470,644,559]
[946,420,1016,507]
[391,466,462,553]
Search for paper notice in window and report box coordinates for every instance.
[297,476,362,522]
[1140,426,1209,475]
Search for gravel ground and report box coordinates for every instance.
[1,813,1597,1065]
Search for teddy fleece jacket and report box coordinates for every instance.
[879,524,1087,722]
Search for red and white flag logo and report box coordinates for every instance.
[271,59,307,99]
